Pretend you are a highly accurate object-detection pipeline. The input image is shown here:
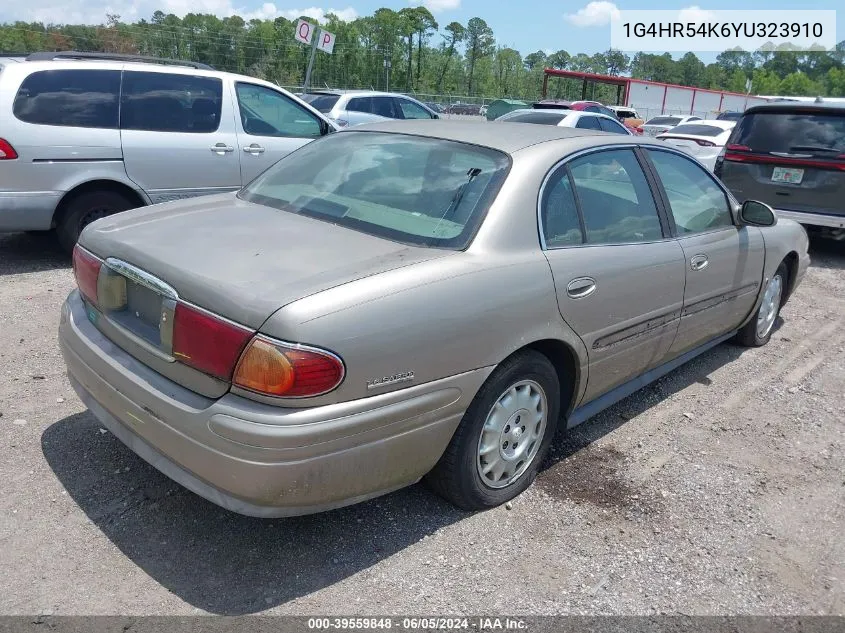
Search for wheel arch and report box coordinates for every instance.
[781,250,800,303]
[517,338,583,421]
[52,179,147,228]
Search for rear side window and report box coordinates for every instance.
[13,69,121,128]
[347,97,372,114]
[576,116,602,130]
[502,112,566,125]
[598,117,628,134]
[668,124,728,137]
[731,111,845,156]
[121,71,223,133]
[647,116,682,126]
[568,149,663,244]
[302,94,340,112]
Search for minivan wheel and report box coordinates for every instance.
[56,190,136,254]
[425,350,560,511]
[735,263,787,347]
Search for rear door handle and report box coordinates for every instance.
[690,254,709,271]
[243,144,266,155]
[566,277,597,299]
[210,143,235,154]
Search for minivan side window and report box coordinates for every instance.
[121,71,223,133]
[13,69,121,129]
[235,83,322,138]
[568,149,663,244]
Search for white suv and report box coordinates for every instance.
[0,51,336,251]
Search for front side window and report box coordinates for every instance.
[13,69,120,128]
[645,149,734,234]
[398,98,434,119]
[239,132,510,249]
[121,71,222,133]
[236,83,322,138]
[568,149,663,244]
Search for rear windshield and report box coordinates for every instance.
[500,112,566,125]
[239,131,510,249]
[301,94,340,112]
[731,111,845,156]
[717,112,742,121]
[666,124,729,137]
[646,116,682,126]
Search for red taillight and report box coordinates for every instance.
[0,138,18,160]
[234,336,345,398]
[172,303,253,381]
[72,245,102,304]
[726,144,751,152]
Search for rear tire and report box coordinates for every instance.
[735,262,788,347]
[56,190,136,254]
[425,350,560,511]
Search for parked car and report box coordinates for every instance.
[445,102,482,115]
[656,120,736,171]
[569,101,643,135]
[715,100,845,237]
[532,99,572,110]
[496,108,632,135]
[716,111,743,122]
[60,120,809,517]
[0,51,336,252]
[299,90,439,128]
[424,102,445,114]
[607,105,645,133]
[641,114,703,137]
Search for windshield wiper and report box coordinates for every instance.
[788,145,840,154]
[438,168,482,218]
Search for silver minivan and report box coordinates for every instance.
[0,51,336,251]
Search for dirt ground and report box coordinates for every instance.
[0,231,843,616]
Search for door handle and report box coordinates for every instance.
[566,277,597,299]
[690,254,709,271]
[243,144,266,155]
[210,143,235,154]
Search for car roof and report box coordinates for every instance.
[744,100,845,115]
[343,119,641,153]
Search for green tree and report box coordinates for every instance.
[436,21,464,93]
[523,50,547,71]
[464,17,494,94]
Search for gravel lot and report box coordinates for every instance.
[0,230,843,616]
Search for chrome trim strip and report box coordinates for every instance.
[104,258,178,299]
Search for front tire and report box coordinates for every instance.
[56,190,136,254]
[425,350,560,511]
[735,262,787,347]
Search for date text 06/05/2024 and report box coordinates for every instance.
[306,617,529,630]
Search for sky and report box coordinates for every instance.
[1,0,842,64]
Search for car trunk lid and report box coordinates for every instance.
[76,193,453,396]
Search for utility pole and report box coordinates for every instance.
[303,31,319,93]
[383,49,392,92]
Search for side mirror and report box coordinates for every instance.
[320,119,332,135]
[739,200,777,227]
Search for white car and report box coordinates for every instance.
[299,90,439,127]
[640,114,702,137]
[607,105,641,120]
[495,108,632,135]
[656,120,737,171]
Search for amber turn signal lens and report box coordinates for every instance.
[233,337,344,398]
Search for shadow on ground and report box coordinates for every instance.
[808,234,845,271]
[0,232,68,275]
[42,334,751,614]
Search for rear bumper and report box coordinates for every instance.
[775,208,845,230]
[59,289,491,517]
[0,191,61,231]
